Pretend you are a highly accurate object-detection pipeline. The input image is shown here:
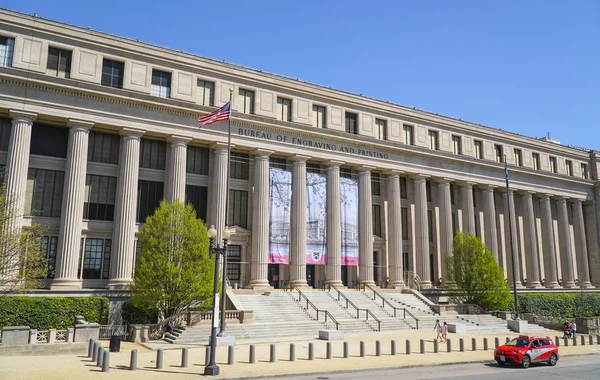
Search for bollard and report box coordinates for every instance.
[205,346,211,366]
[597,335,600,345]
[483,338,488,351]
[433,339,438,353]
[459,338,464,352]
[472,338,477,351]
[447,339,452,353]
[581,336,585,346]
[573,336,577,346]
[308,343,314,360]
[249,345,256,364]
[88,339,94,357]
[343,341,349,358]
[228,345,235,365]
[555,336,560,347]
[495,337,500,349]
[420,339,425,354]
[327,342,332,359]
[97,347,104,367]
[360,341,365,357]
[564,337,568,346]
[181,347,188,368]
[406,340,411,355]
[391,340,396,356]
[270,344,276,363]
[129,349,137,371]
[589,335,593,346]
[376,341,381,357]
[156,348,163,369]
[92,341,99,361]
[290,343,296,361]
[102,350,110,373]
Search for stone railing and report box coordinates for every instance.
[0,324,100,347]
[185,310,252,326]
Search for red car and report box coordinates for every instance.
[494,335,559,368]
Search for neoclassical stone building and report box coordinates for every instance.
[0,9,598,292]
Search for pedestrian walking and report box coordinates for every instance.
[441,321,448,343]
[434,319,442,342]
[570,320,577,339]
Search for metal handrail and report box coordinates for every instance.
[361,283,420,329]
[363,309,381,332]
[326,283,362,319]
[289,285,339,330]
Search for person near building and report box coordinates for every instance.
[570,320,577,339]
[434,319,442,342]
[441,321,448,343]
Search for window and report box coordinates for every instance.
[427,210,434,242]
[532,153,540,170]
[137,180,164,223]
[566,160,573,176]
[25,169,64,217]
[345,112,358,134]
[231,152,250,180]
[229,190,248,228]
[88,131,120,164]
[428,130,439,150]
[30,124,68,158]
[277,98,292,122]
[101,59,124,89]
[581,163,589,179]
[403,125,414,145]
[371,172,381,196]
[81,238,112,279]
[186,146,209,175]
[312,105,326,128]
[549,156,557,173]
[474,140,483,159]
[196,80,214,106]
[426,180,432,202]
[0,117,11,151]
[0,36,15,67]
[41,236,58,279]
[495,144,503,163]
[452,135,461,155]
[226,245,241,281]
[307,163,321,174]
[514,148,522,167]
[269,157,287,170]
[340,168,352,179]
[185,185,208,221]
[376,119,387,140]
[452,212,457,236]
[401,207,408,240]
[84,175,117,221]
[150,69,171,98]
[139,139,167,170]
[372,204,382,237]
[450,184,455,205]
[238,89,255,114]
[46,47,72,78]
[400,176,407,199]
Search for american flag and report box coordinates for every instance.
[198,102,231,128]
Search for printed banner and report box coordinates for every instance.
[306,172,327,264]
[340,177,359,266]
[268,168,291,264]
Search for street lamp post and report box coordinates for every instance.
[218,228,230,337]
[204,225,230,376]
[504,155,520,320]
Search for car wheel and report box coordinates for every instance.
[521,355,531,369]
[548,353,557,366]
[496,359,506,366]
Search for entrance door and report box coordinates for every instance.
[373,251,379,285]
[306,265,315,287]
[268,264,280,289]
[341,266,348,286]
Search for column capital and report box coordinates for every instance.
[539,193,553,200]
[9,110,37,123]
[288,154,311,163]
[385,169,404,178]
[478,184,498,191]
[168,135,192,145]
[410,173,429,181]
[325,159,344,168]
[555,195,568,203]
[211,141,229,152]
[456,180,476,188]
[433,177,454,185]
[571,198,584,205]
[519,190,536,198]
[251,148,274,158]
[67,119,94,131]
[120,127,145,138]
[357,165,376,174]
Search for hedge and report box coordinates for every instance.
[508,293,600,319]
[0,297,109,330]
[121,301,157,325]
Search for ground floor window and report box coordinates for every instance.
[41,236,58,279]
[226,245,241,281]
[78,238,112,279]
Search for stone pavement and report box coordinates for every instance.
[1,329,599,380]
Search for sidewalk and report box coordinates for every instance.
[1,329,598,380]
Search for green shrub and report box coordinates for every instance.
[0,297,109,330]
[121,301,157,325]
[508,293,600,318]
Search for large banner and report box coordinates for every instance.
[340,177,359,266]
[306,172,327,264]
[268,168,291,264]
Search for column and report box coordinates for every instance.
[164,136,190,203]
[108,128,145,290]
[523,191,542,288]
[358,166,374,285]
[51,121,93,290]
[505,189,523,288]
[248,149,272,289]
[387,171,404,288]
[557,197,576,288]
[572,199,593,288]
[460,182,475,234]
[539,194,560,288]
[437,179,453,285]
[413,175,432,288]
[326,161,343,286]
[210,143,228,243]
[584,200,600,287]
[481,185,499,260]
[289,155,309,287]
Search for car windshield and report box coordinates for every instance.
[505,339,530,347]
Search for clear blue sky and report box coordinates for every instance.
[3,0,599,149]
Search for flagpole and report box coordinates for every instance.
[504,154,520,320]
[218,89,234,337]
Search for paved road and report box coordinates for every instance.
[254,353,600,380]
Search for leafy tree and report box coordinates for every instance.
[130,201,213,325]
[445,232,511,310]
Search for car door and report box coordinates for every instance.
[536,339,552,361]
[529,340,542,362]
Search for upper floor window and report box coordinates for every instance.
[196,80,214,106]
[229,189,249,228]
[47,47,72,78]
[495,144,503,163]
[25,169,64,217]
[277,97,292,122]
[101,59,124,89]
[532,153,540,170]
[345,112,358,134]
[428,130,439,150]
[403,124,414,145]
[140,139,167,170]
[376,119,387,140]
[371,172,381,196]
[372,204,382,236]
[0,36,15,67]
[426,180,432,202]
[269,157,287,170]
[566,160,573,176]
[31,123,68,158]
[88,131,120,164]
[514,148,522,166]
[549,156,557,173]
[238,89,255,114]
[185,185,208,222]
[186,146,209,175]
[581,163,589,179]
[231,152,250,180]
[474,140,483,159]
[151,70,171,98]
[400,176,407,199]
[137,180,164,223]
[84,175,117,221]
[452,135,461,155]
[312,105,326,128]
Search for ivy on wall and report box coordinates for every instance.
[510,293,600,318]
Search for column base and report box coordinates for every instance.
[562,281,578,289]
[290,280,309,289]
[327,280,344,288]
[50,279,82,290]
[387,281,405,289]
[107,279,133,291]
[581,282,594,289]
[510,282,525,289]
[247,280,272,290]
[544,281,561,289]
[526,281,542,289]
[419,280,433,289]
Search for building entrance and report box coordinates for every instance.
[373,251,379,285]
[341,266,348,286]
[306,265,315,287]
[268,264,280,289]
